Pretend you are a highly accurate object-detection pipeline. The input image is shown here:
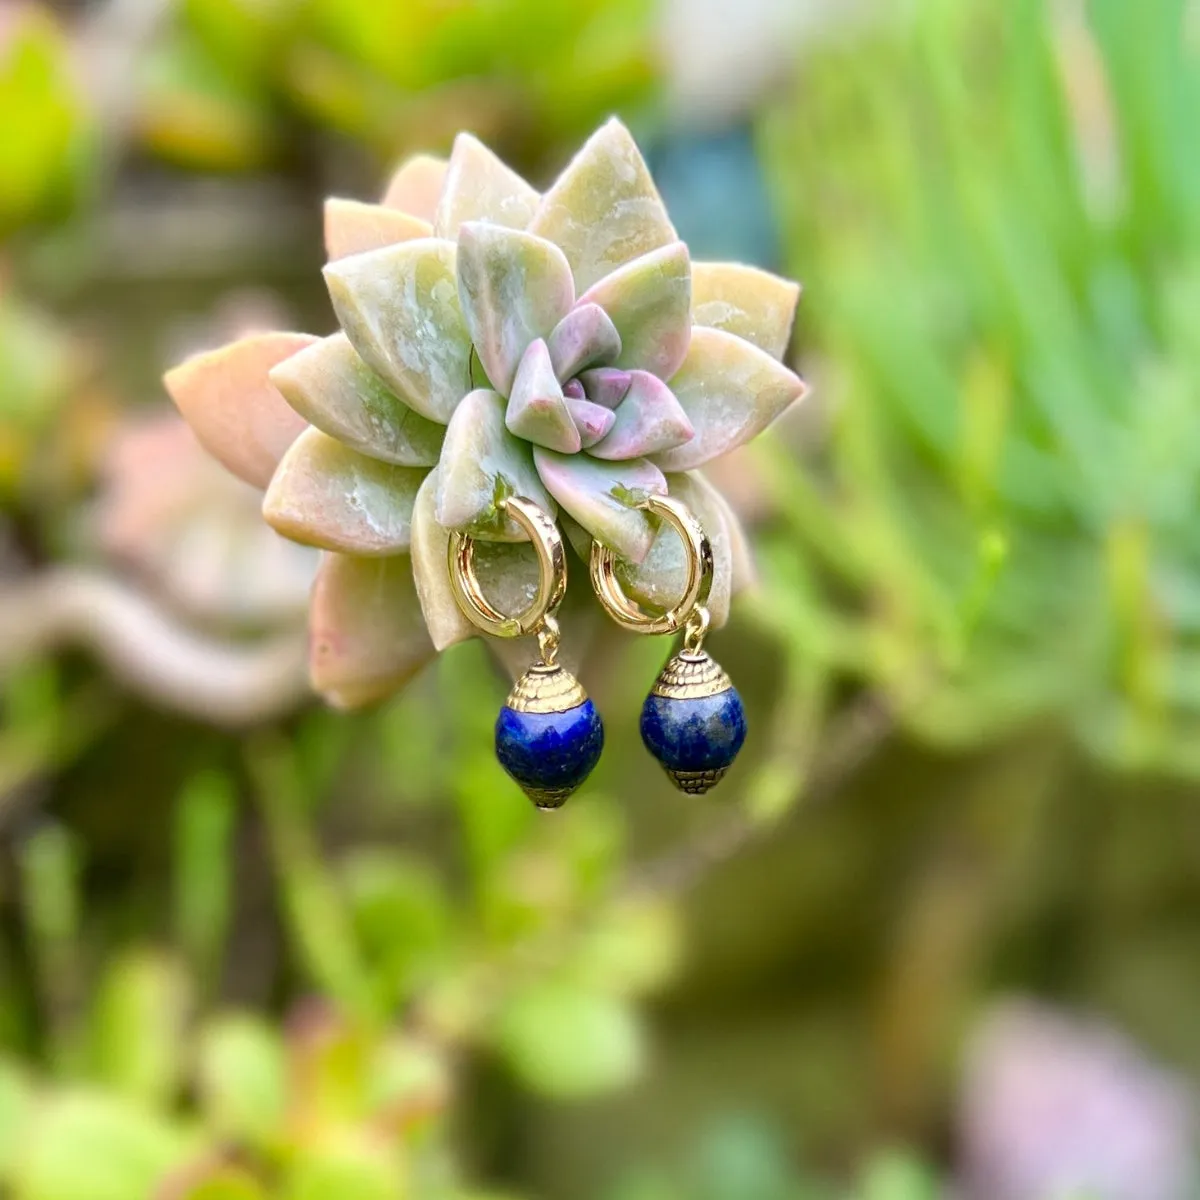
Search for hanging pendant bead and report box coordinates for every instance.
[640,651,746,795]
[495,664,604,809]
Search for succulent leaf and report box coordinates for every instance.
[579,242,692,380]
[456,223,575,396]
[436,389,557,540]
[590,371,694,461]
[579,367,633,409]
[323,199,432,262]
[324,240,471,424]
[409,470,475,651]
[263,429,426,555]
[533,448,666,563]
[566,398,617,448]
[547,304,622,381]
[506,341,582,454]
[691,262,801,361]
[529,118,678,292]
[270,334,444,467]
[434,133,540,239]
[699,469,757,594]
[381,153,448,222]
[164,332,317,489]
[381,154,447,221]
[309,552,435,708]
[652,328,808,471]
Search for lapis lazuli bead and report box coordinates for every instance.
[640,687,747,795]
[495,700,604,809]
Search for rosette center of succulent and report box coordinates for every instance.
[485,293,683,464]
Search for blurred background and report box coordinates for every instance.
[1,0,1199,1196]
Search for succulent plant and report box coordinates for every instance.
[165,119,805,707]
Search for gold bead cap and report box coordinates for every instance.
[667,767,731,795]
[651,651,733,701]
[506,664,589,714]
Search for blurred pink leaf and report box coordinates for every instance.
[381,153,447,222]
[164,332,317,489]
[323,199,432,261]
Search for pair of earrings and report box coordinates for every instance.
[448,495,747,809]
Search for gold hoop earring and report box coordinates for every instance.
[449,497,603,809]
[590,496,745,795]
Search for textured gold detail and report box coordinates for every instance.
[665,766,730,795]
[523,785,574,810]
[506,664,588,714]
[651,651,732,700]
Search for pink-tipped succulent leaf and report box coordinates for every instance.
[164,119,806,706]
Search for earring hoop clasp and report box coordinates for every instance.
[589,495,714,637]
[448,497,567,640]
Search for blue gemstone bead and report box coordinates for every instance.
[640,687,747,792]
[495,700,604,808]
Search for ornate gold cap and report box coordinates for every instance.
[506,664,589,714]
[650,651,732,701]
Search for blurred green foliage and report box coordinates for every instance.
[0,646,684,1198]
[140,0,658,169]
[0,0,657,205]
[762,0,1200,776]
[606,1118,939,1200]
[0,6,88,234]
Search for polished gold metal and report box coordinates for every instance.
[590,495,714,635]
[535,613,561,668]
[448,497,567,638]
[650,649,732,701]
[682,605,711,655]
[506,664,588,714]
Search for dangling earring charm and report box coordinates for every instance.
[591,496,746,795]
[448,497,603,810]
